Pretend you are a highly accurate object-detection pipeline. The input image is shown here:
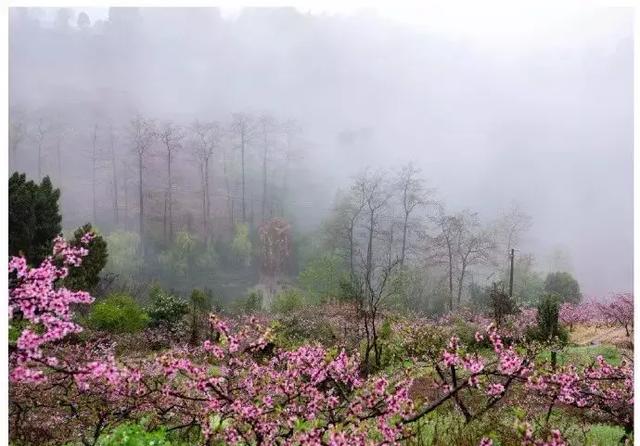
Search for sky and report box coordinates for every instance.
[9,5,634,296]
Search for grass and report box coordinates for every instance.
[536,344,622,367]
[585,424,628,445]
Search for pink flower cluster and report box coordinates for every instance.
[159,316,415,445]
[9,234,94,383]
[525,354,633,428]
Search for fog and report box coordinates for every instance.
[8,6,633,298]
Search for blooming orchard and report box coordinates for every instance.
[8,238,634,445]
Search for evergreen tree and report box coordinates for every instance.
[64,223,108,291]
[544,272,581,304]
[9,172,62,264]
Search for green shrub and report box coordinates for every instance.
[146,286,189,327]
[188,288,215,344]
[190,288,212,313]
[525,294,568,369]
[271,288,305,314]
[531,294,569,343]
[271,317,336,349]
[585,424,628,445]
[243,290,263,313]
[63,223,108,291]
[489,285,517,327]
[298,254,346,303]
[97,422,172,446]
[86,293,149,333]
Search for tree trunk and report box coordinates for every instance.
[110,132,119,226]
[92,124,98,224]
[400,211,409,267]
[448,246,454,311]
[205,156,211,240]
[261,144,268,222]
[123,162,129,230]
[56,138,62,184]
[168,151,173,240]
[457,262,467,305]
[349,226,355,278]
[163,190,167,242]
[138,152,144,255]
[201,163,207,235]
[366,209,375,288]
[222,147,233,231]
[37,139,42,181]
[241,133,247,223]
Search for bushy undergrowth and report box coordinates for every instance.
[146,285,189,328]
[271,287,305,313]
[85,293,150,333]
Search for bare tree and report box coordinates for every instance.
[359,171,392,288]
[279,119,303,217]
[452,211,494,305]
[431,210,457,311]
[257,113,279,221]
[9,107,27,171]
[48,120,68,184]
[325,187,366,278]
[108,125,119,226]
[220,131,235,230]
[230,113,256,224]
[159,121,185,241]
[128,114,156,251]
[121,158,131,230]
[191,120,222,239]
[34,117,49,180]
[395,163,434,267]
[493,203,532,268]
[430,209,494,309]
[355,170,396,372]
[91,123,99,224]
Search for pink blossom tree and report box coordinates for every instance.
[598,293,633,337]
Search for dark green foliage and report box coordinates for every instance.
[337,277,364,303]
[536,294,561,340]
[190,288,212,313]
[544,272,581,304]
[526,294,569,346]
[271,288,305,314]
[9,172,62,264]
[188,288,215,344]
[146,286,189,327]
[489,285,517,327]
[271,317,335,349]
[243,290,263,313]
[86,293,149,333]
[63,223,108,291]
[298,254,346,303]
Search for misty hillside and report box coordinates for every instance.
[9,7,633,295]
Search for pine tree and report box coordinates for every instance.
[64,223,108,291]
[9,172,62,265]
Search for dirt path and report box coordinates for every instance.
[570,324,632,348]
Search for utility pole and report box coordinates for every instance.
[508,248,515,298]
